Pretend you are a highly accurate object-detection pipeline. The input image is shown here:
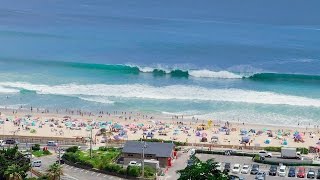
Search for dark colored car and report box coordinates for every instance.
[5,139,18,144]
[224,163,231,173]
[187,159,193,167]
[56,159,65,164]
[269,165,277,176]
[307,169,316,179]
[250,164,260,175]
[317,169,320,179]
[297,167,306,178]
[288,167,296,177]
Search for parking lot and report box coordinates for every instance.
[197,154,319,180]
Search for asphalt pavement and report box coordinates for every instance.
[197,153,319,180]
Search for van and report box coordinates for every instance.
[47,141,57,146]
[32,160,42,167]
[0,140,4,146]
[5,139,18,145]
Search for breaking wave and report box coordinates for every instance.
[0,82,320,107]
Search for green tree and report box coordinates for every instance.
[4,164,23,180]
[177,156,229,180]
[47,163,63,180]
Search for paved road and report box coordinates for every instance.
[34,154,123,180]
[197,154,318,180]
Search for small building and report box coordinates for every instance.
[122,141,175,168]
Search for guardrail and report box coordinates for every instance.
[0,135,86,145]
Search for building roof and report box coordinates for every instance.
[122,141,175,158]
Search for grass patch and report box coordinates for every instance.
[76,148,121,168]
[32,150,52,157]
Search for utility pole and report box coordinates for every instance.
[141,141,147,178]
[29,144,32,178]
[90,128,93,159]
[58,147,61,180]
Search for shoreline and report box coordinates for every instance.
[0,107,319,149]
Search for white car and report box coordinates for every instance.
[232,164,241,174]
[216,162,222,171]
[241,164,250,174]
[278,165,286,177]
[0,140,4,146]
[258,151,272,158]
[128,161,141,167]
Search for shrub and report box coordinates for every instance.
[65,146,79,153]
[118,168,127,175]
[127,166,141,177]
[104,163,122,173]
[144,166,156,178]
[297,147,309,155]
[264,146,281,152]
[32,144,40,151]
[98,147,118,152]
[43,150,51,155]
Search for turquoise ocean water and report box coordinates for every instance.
[0,0,320,125]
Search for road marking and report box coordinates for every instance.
[97,173,101,176]
[69,167,73,170]
[85,171,89,174]
[91,172,95,175]
[80,169,84,172]
[103,175,106,178]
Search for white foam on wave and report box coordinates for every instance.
[1,82,320,107]
[79,96,115,104]
[0,86,20,94]
[189,70,242,79]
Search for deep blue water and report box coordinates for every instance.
[0,0,320,125]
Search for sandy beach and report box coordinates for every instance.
[0,108,319,149]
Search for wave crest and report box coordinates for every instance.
[1,82,320,107]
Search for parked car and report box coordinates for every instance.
[32,160,42,167]
[224,163,231,173]
[128,161,141,167]
[187,159,194,167]
[0,140,4,146]
[297,167,306,178]
[316,169,320,179]
[288,167,296,177]
[216,162,222,171]
[278,165,286,177]
[47,141,57,146]
[5,139,18,145]
[258,151,272,158]
[307,169,316,179]
[56,159,65,164]
[250,164,260,175]
[232,164,241,174]
[241,164,250,174]
[268,165,277,176]
[255,171,266,180]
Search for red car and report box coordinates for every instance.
[297,167,305,178]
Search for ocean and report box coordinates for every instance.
[0,0,320,125]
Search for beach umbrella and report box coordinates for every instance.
[202,133,207,137]
[196,131,200,136]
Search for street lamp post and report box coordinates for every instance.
[141,141,147,178]
[90,128,93,159]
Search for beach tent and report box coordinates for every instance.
[264,139,271,144]
[240,129,247,135]
[201,137,208,142]
[282,140,288,145]
[211,136,219,143]
[202,133,207,137]
[241,136,250,143]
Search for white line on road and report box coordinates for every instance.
[91,172,95,175]
[80,169,84,172]
[97,173,101,176]
[85,171,89,174]
[103,175,106,178]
